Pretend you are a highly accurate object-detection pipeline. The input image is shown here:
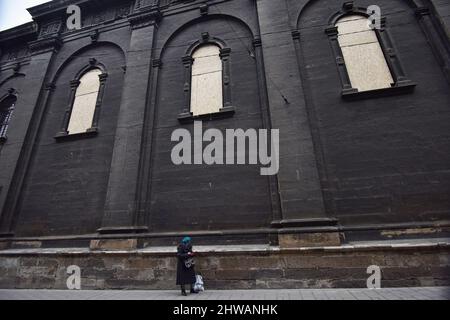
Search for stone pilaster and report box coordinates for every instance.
[95,6,161,249]
[0,31,61,237]
[415,6,450,83]
[255,0,339,247]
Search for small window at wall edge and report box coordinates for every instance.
[324,3,416,100]
[0,91,17,143]
[55,67,108,141]
[178,41,235,124]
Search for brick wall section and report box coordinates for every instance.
[0,244,449,289]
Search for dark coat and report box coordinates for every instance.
[176,243,196,286]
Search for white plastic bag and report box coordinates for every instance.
[194,275,205,292]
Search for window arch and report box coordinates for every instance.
[56,65,108,139]
[68,68,102,135]
[177,35,235,124]
[0,93,17,141]
[190,44,223,116]
[335,15,393,92]
[324,3,415,98]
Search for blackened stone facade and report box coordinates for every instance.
[0,0,449,252]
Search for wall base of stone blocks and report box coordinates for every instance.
[0,241,449,290]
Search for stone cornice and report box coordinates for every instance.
[0,22,38,44]
[28,0,92,20]
[27,0,133,20]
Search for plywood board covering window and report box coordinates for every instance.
[336,15,394,92]
[68,69,101,134]
[191,45,223,116]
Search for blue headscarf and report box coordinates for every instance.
[182,237,192,244]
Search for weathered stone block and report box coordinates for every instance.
[11,241,42,249]
[279,232,341,248]
[0,242,11,250]
[90,239,138,251]
[255,269,284,279]
[217,255,283,270]
[214,269,255,280]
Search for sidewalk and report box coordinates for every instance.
[1,287,449,300]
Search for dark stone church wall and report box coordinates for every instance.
[0,27,49,236]
[0,0,449,242]
[295,0,450,227]
[13,40,127,237]
[0,73,34,199]
[147,7,273,232]
[1,0,275,239]
[0,73,34,224]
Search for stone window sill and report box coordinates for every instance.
[54,127,99,142]
[342,81,416,100]
[178,106,236,124]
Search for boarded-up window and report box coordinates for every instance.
[0,95,16,139]
[336,15,394,92]
[190,45,223,116]
[68,69,101,134]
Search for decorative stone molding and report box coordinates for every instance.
[38,20,62,39]
[201,32,209,42]
[128,8,162,30]
[55,60,108,141]
[134,0,159,11]
[152,58,163,68]
[342,1,354,12]
[324,26,356,95]
[415,6,431,18]
[90,30,99,43]
[89,58,98,66]
[178,107,235,124]
[252,36,262,48]
[12,63,21,74]
[200,3,209,16]
[44,82,56,92]
[178,41,235,124]
[324,26,338,38]
[28,36,62,55]
[325,5,416,99]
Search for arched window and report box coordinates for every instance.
[0,94,17,140]
[67,69,102,135]
[336,15,394,92]
[190,44,223,116]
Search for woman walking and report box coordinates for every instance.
[176,237,197,296]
